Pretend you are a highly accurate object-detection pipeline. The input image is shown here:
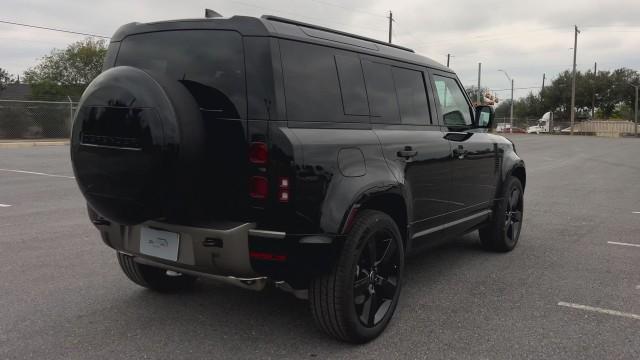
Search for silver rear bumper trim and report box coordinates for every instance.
[133,255,268,291]
[248,229,286,239]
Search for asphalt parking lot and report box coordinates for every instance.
[1,135,639,359]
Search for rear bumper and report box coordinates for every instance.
[92,215,340,286]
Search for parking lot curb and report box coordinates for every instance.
[0,140,69,148]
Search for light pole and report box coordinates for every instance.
[631,84,639,137]
[499,69,514,133]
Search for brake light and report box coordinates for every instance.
[249,176,268,199]
[278,177,289,203]
[249,142,268,165]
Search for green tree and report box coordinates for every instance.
[0,67,13,91]
[23,38,107,99]
[506,67,640,121]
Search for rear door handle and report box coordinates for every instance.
[397,146,418,159]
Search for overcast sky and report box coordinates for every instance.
[1,0,639,100]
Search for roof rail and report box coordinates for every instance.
[262,15,415,53]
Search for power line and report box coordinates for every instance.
[224,0,384,34]
[489,86,542,91]
[413,25,567,48]
[308,0,387,19]
[0,19,110,38]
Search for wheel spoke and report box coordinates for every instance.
[511,221,521,238]
[510,189,520,210]
[366,292,379,326]
[507,221,514,240]
[375,238,396,268]
[354,277,369,298]
[366,238,377,266]
[512,210,522,222]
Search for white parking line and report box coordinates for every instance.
[558,302,640,320]
[633,211,640,214]
[607,241,640,248]
[0,204,11,207]
[0,168,74,179]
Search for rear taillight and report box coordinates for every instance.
[278,177,289,203]
[249,142,268,165]
[249,251,287,262]
[249,176,268,199]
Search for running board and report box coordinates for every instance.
[411,210,492,239]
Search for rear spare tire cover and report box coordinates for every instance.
[70,66,204,225]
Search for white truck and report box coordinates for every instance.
[527,112,551,134]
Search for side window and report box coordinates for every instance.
[362,61,400,124]
[334,54,369,116]
[432,75,473,127]
[391,67,431,125]
[245,37,275,120]
[280,40,366,123]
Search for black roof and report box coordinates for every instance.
[110,15,452,73]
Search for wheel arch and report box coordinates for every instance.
[340,186,409,249]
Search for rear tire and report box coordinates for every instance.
[479,176,524,252]
[309,210,404,343]
[117,253,197,292]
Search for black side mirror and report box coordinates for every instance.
[475,105,494,129]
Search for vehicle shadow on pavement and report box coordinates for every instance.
[64,234,493,357]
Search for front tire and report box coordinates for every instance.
[117,252,197,292]
[479,176,524,252]
[309,210,404,343]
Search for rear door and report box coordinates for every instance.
[362,57,455,239]
[115,30,249,220]
[429,71,499,217]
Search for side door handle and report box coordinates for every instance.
[453,145,468,160]
[397,146,418,159]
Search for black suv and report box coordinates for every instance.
[70,15,526,343]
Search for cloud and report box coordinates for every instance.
[1,0,638,102]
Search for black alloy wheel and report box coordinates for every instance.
[353,232,401,327]
[310,210,404,343]
[504,186,523,246]
[479,176,524,252]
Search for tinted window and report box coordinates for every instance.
[245,37,275,120]
[116,30,245,119]
[362,61,400,124]
[432,75,472,127]
[335,54,369,116]
[391,67,431,125]
[281,40,345,122]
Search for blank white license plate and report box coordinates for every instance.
[140,227,180,261]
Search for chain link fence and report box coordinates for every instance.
[0,99,77,139]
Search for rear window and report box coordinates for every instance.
[362,61,399,124]
[280,40,368,123]
[391,67,431,125]
[115,30,245,119]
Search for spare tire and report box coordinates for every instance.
[71,66,204,225]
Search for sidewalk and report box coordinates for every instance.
[0,138,69,148]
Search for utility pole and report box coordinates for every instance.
[447,54,450,67]
[632,84,639,137]
[477,62,482,105]
[387,11,393,44]
[499,69,514,133]
[510,78,514,132]
[592,62,597,120]
[570,25,580,135]
[542,73,546,92]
